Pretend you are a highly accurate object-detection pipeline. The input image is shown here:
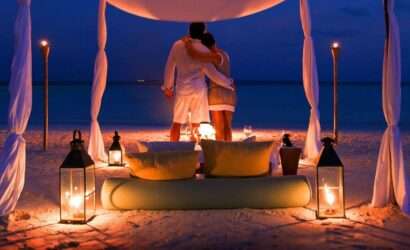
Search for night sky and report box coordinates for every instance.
[0,0,409,82]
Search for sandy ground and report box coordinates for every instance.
[0,126,410,250]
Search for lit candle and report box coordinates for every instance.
[111,150,122,164]
[324,184,336,215]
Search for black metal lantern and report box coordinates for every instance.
[316,137,345,219]
[60,130,95,224]
[108,131,124,166]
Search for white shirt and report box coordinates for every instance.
[163,39,233,96]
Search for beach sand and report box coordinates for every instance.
[0,127,410,249]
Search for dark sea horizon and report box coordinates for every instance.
[0,80,409,131]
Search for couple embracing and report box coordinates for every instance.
[162,22,236,142]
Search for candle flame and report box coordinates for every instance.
[332,42,340,49]
[69,196,82,209]
[111,150,122,164]
[324,184,335,206]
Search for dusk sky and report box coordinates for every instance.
[1,0,409,82]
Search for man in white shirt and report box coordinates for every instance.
[162,23,234,141]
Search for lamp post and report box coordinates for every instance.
[40,40,50,151]
[331,42,340,144]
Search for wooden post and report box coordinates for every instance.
[40,40,50,151]
[331,42,340,144]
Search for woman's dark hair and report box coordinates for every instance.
[189,22,206,39]
[201,32,215,49]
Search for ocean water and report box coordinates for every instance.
[0,81,409,131]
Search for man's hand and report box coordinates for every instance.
[163,88,174,98]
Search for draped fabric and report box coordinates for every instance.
[300,0,321,164]
[107,0,284,22]
[371,0,409,215]
[88,0,108,163]
[0,0,32,215]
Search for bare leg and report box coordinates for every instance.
[170,123,181,142]
[223,111,234,142]
[211,111,225,141]
[191,123,199,142]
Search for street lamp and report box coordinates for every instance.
[40,39,50,151]
[331,41,340,144]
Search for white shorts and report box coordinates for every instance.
[173,90,210,124]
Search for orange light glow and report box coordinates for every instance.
[331,42,340,49]
[324,184,335,206]
[40,40,49,47]
[198,123,215,139]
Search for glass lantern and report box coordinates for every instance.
[108,131,124,166]
[316,137,345,219]
[60,130,95,224]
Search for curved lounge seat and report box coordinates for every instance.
[101,176,311,210]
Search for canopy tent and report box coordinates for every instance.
[88,0,322,164]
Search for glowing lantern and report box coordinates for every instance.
[108,131,124,166]
[60,130,95,224]
[198,122,216,140]
[316,137,345,219]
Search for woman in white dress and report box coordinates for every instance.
[183,33,236,141]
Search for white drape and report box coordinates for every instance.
[88,0,108,163]
[0,0,32,216]
[371,0,409,215]
[107,0,284,22]
[300,0,321,164]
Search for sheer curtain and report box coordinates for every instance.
[300,0,321,164]
[371,0,409,215]
[88,0,108,163]
[0,0,32,215]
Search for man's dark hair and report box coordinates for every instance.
[201,32,216,49]
[189,22,206,39]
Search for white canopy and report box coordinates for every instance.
[1,0,323,215]
[88,0,322,164]
[107,0,285,22]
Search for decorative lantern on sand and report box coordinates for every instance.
[60,130,96,224]
[198,122,216,140]
[108,131,124,166]
[316,137,345,219]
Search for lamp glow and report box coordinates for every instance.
[69,195,82,209]
[40,40,49,47]
[331,42,340,49]
[198,123,215,140]
[324,184,335,206]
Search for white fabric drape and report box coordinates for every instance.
[107,0,284,22]
[88,0,108,163]
[0,0,32,216]
[371,0,409,215]
[300,0,321,164]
